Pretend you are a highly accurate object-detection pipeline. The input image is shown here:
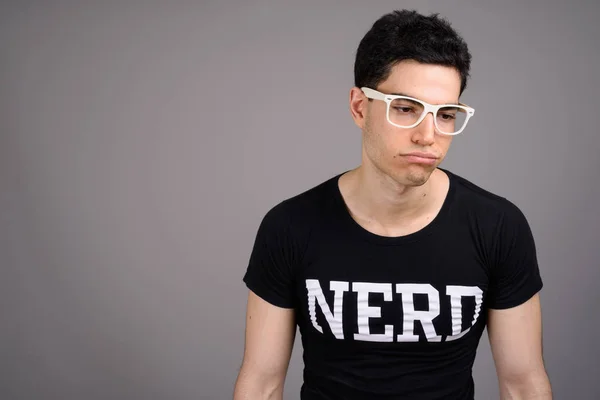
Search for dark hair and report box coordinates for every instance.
[354,10,472,94]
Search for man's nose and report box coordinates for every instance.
[411,112,436,145]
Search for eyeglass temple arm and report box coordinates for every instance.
[360,87,386,100]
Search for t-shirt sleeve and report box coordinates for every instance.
[486,201,543,310]
[242,201,301,309]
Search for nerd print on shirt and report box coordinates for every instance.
[306,279,483,343]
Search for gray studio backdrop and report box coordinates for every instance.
[1,1,599,399]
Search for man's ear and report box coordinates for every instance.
[349,87,368,129]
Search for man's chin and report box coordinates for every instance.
[403,167,435,187]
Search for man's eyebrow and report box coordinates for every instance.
[389,92,460,105]
[389,91,413,97]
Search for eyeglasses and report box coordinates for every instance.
[361,87,475,135]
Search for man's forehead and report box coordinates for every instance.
[380,61,462,103]
[380,89,460,105]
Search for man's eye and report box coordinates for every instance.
[439,113,456,120]
[394,107,414,113]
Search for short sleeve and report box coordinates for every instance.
[487,201,543,309]
[243,201,301,309]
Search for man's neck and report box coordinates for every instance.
[338,165,448,237]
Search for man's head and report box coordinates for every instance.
[350,10,472,187]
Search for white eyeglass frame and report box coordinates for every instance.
[361,87,475,136]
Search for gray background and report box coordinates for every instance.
[1,1,599,399]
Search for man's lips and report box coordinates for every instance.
[403,152,439,159]
[400,152,440,164]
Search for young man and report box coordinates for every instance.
[234,10,552,400]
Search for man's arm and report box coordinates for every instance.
[488,293,552,399]
[233,290,296,400]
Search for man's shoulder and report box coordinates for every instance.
[258,172,343,231]
[444,170,529,241]
[445,168,521,216]
[275,172,341,212]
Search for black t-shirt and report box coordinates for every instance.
[243,169,543,400]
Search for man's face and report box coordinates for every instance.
[351,60,462,187]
